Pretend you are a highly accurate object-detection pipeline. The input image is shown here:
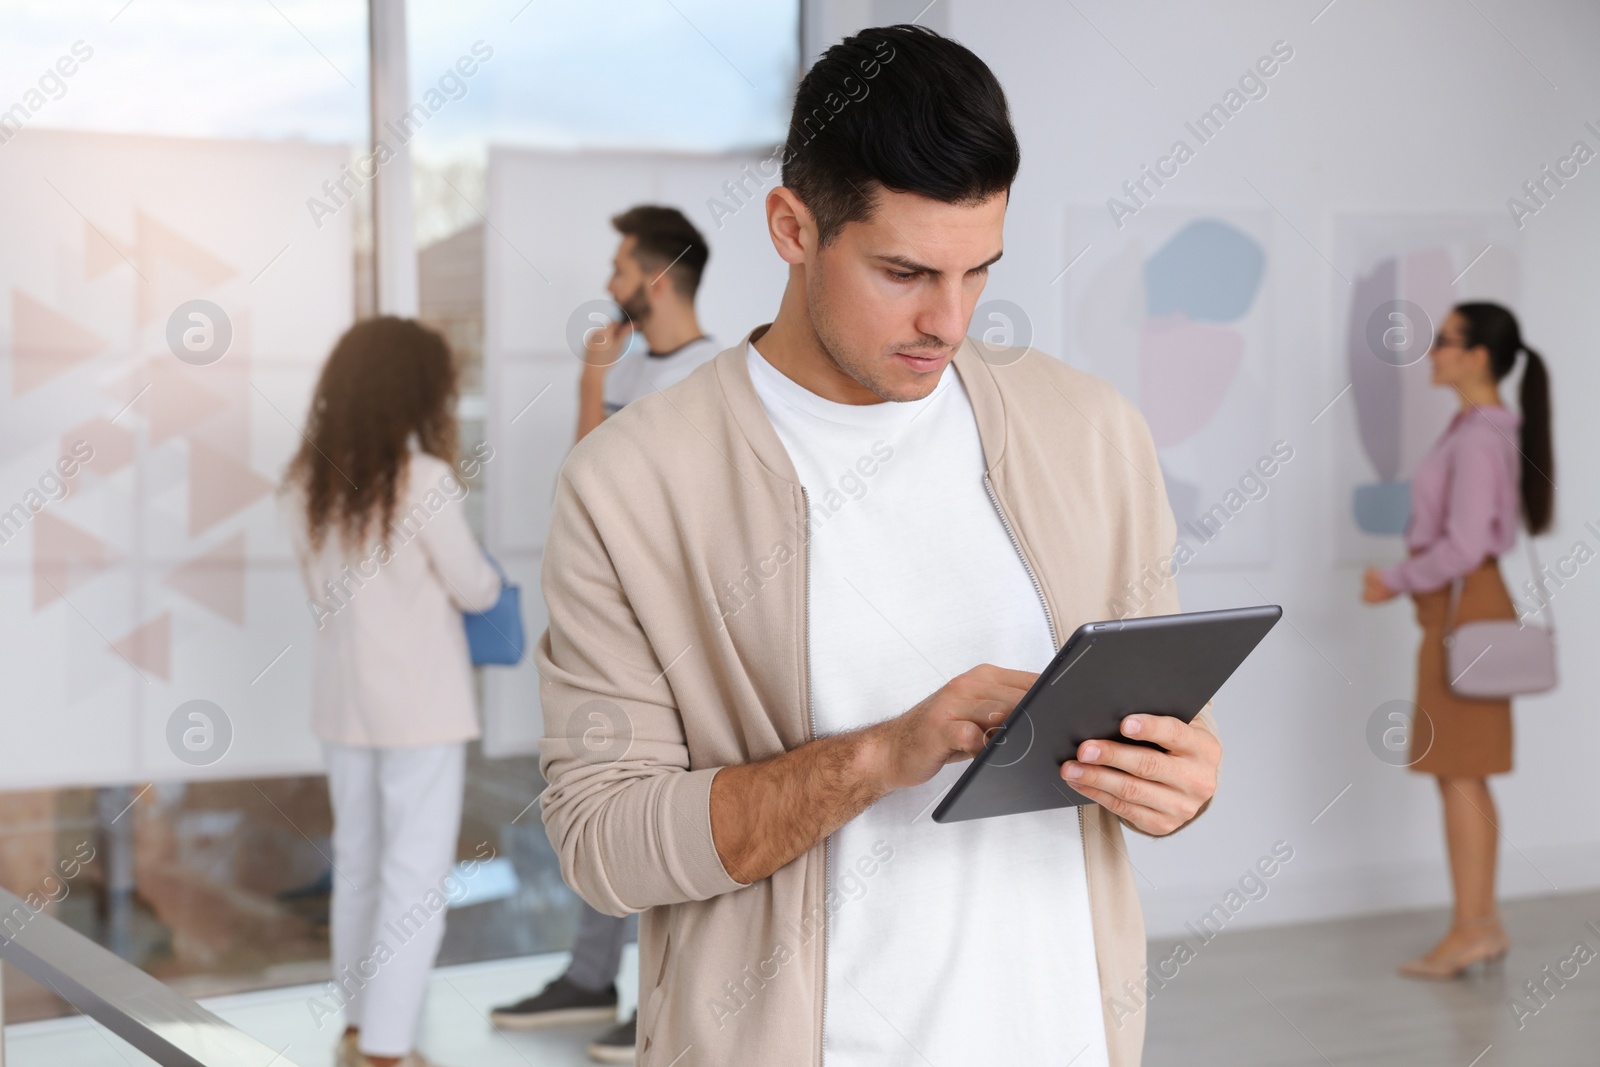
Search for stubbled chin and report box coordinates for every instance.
[878,370,944,403]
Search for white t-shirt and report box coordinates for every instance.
[602,334,719,414]
[747,341,1109,1067]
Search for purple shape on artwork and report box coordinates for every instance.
[1348,257,1402,481]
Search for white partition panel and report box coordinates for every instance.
[481,147,789,755]
[0,129,352,789]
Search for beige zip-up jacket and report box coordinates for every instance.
[537,328,1213,1066]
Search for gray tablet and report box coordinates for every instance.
[931,605,1281,824]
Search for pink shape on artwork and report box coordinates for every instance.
[111,613,171,681]
[10,290,109,396]
[33,512,121,609]
[1137,315,1245,448]
[138,359,232,445]
[61,416,137,477]
[162,533,246,624]
[135,211,237,327]
[83,220,138,280]
[188,440,274,537]
[184,313,253,462]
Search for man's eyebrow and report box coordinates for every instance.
[875,250,1004,274]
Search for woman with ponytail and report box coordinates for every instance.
[1361,302,1555,979]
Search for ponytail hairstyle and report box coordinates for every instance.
[1454,302,1554,534]
[285,316,460,552]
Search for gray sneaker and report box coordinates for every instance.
[586,1013,636,1064]
[489,975,619,1030]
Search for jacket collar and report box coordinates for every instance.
[712,325,1011,485]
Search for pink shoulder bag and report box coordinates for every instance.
[1444,539,1558,699]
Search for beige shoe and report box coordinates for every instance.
[353,1054,451,1067]
[335,1031,361,1067]
[1398,917,1510,980]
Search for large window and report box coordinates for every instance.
[407,0,801,974]
[410,0,800,384]
[0,0,370,1022]
[0,0,798,1025]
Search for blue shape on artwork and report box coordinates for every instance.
[1144,219,1265,322]
[1354,480,1412,535]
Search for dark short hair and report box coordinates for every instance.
[610,205,709,297]
[782,25,1020,245]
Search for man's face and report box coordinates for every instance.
[807,189,1006,403]
[607,234,652,324]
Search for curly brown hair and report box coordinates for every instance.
[285,316,460,553]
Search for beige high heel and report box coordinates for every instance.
[1399,916,1509,980]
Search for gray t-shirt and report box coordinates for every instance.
[602,335,720,415]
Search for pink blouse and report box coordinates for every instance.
[1382,404,1522,594]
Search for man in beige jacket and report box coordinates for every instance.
[538,24,1221,1067]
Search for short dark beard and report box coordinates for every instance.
[618,280,650,326]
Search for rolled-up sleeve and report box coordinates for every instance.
[536,470,747,917]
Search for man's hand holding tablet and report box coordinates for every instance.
[1061,713,1222,836]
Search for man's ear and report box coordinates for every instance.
[644,263,673,299]
[766,186,814,266]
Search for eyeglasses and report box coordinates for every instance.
[1430,333,1467,351]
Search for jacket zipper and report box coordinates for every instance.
[984,474,1085,848]
[800,486,829,1062]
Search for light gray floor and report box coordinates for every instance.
[1144,889,1600,1066]
[8,892,1599,1065]
[3,951,639,1067]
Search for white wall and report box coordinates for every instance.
[939,0,1600,935]
[485,2,1600,936]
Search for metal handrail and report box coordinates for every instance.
[0,885,302,1066]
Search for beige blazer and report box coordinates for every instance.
[290,451,500,748]
[538,330,1214,1066]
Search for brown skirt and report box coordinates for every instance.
[1408,559,1515,777]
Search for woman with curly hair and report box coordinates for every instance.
[284,316,501,1067]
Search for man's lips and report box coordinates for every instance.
[893,351,948,370]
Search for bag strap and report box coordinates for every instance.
[1446,534,1555,633]
[1445,534,1554,634]
[1523,534,1555,631]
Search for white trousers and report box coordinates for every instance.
[325,741,465,1057]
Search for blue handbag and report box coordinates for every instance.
[463,555,526,666]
